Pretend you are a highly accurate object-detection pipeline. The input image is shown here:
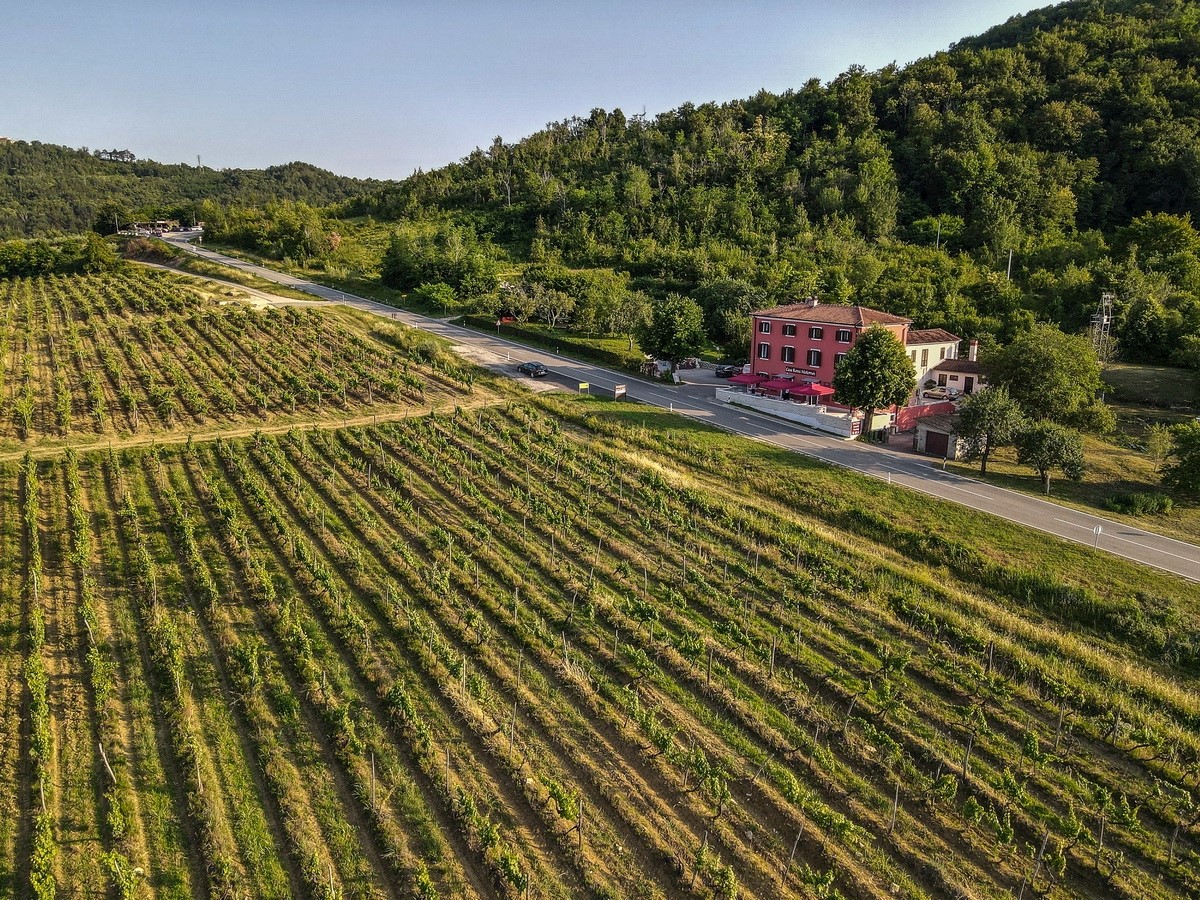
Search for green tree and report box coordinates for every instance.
[380,223,498,296]
[606,290,651,352]
[1114,213,1200,275]
[92,200,131,236]
[1175,334,1200,370]
[79,232,119,273]
[1118,293,1173,364]
[623,166,653,209]
[530,283,576,329]
[987,324,1103,424]
[636,293,706,366]
[832,325,916,429]
[497,280,538,322]
[1146,423,1174,473]
[411,282,458,315]
[692,278,767,351]
[1015,421,1085,494]
[957,386,1026,475]
[1161,422,1200,498]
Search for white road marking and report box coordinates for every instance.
[1052,518,1093,532]
[1108,534,1200,564]
[1052,518,1200,565]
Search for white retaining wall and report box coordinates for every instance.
[715,389,867,438]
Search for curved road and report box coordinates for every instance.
[165,235,1200,583]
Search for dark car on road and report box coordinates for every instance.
[714,364,741,378]
[517,361,548,377]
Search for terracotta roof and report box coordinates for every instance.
[931,358,987,375]
[752,303,912,327]
[906,328,960,345]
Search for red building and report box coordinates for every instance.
[749,299,912,386]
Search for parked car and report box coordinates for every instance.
[921,386,960,401]
[714,364,740,378]
[517,361,548,377]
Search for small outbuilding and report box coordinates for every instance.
[915,413,965,460]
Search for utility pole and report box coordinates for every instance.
[935,218,941,251]
[1006,249,1014,280]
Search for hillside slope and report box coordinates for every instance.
[0,139,391,237]
[343,0,1199,362]
[363,0,1197,245]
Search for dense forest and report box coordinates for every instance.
[322,0,1198,366]
[0,140,390,238]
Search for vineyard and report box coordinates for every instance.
[0,392,1197,900]
[0,270,478,448]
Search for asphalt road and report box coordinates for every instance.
[164,235,1200,583]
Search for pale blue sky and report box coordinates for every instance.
[2,1,1052,179]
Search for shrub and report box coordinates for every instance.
[1103,492,1174,515]
[462,315,643,370]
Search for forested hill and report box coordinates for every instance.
[351,0,1200,362]
[0,140,390,237]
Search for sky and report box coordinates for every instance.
[2,1,1053,181]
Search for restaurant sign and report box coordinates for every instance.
[785,367,817,376]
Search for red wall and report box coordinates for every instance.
[896,400,957,432]
[750,315,908,386]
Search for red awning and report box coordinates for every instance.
[760,378,797,391]
[728,373,766,385]
[792,382,835,396]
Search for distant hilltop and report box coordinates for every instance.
[0,139,397,238]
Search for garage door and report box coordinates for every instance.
[925,430,949,457]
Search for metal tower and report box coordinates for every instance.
[1090,291,1115,362]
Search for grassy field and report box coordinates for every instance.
[169,257,317,303]
[948,431,1200,544]
[0,385,1196,899]
[1103,362,1198,411]
[196,240,461,318]
[944,367,1200,543]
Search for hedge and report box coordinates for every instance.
[460,316,644,371]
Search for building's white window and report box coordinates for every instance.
[909,350,917,362]
[949,375,959,382]
[781,346,795,363]
[758,342,770,360]
[938,373,948,386]
[940,347,947,360]
[809,326,824,340]
[836,329,852,343]
[920,348,930,369]
[835,352,847,366]
[783,323,797,336]
[807,349,822,367]
[759,321,771,334]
